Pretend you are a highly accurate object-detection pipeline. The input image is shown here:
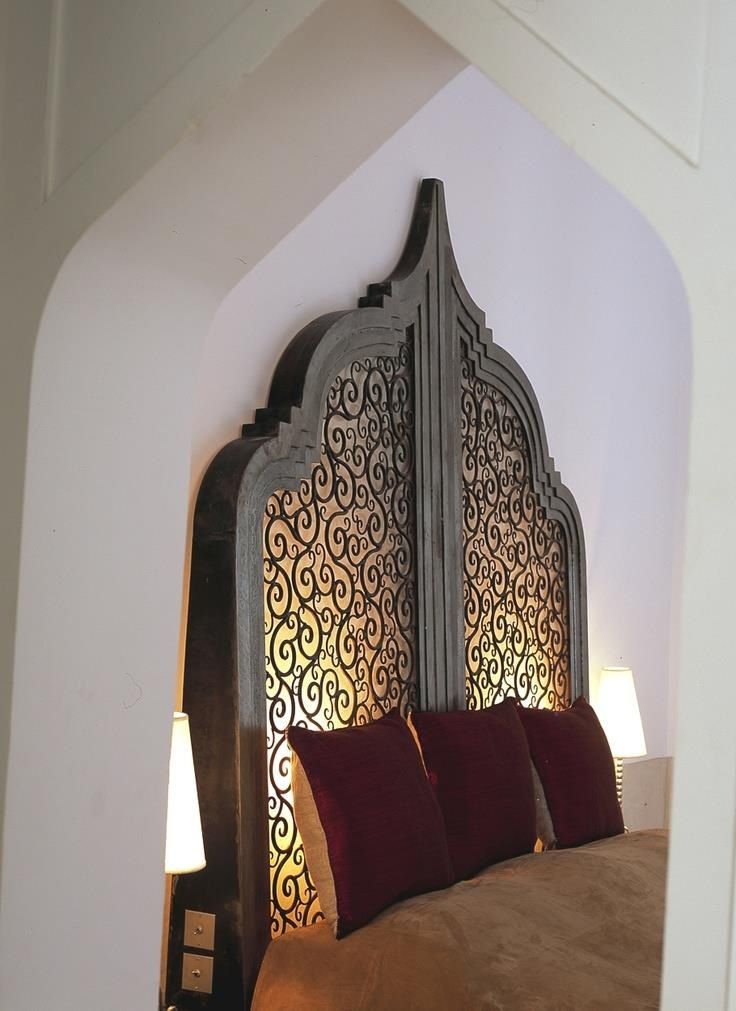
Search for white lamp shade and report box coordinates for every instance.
[165,712,206,874]
[596,667,647,758]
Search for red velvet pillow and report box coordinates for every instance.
[516,697,624,848]
[287,709,452,937]
[410,701,536,881]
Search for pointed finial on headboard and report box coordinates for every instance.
[359,178,451,308]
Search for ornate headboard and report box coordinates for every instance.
[167,180,587,1009]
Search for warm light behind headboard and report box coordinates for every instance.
[460,354,571,712]
[262,349,417,937]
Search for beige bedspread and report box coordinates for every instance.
[252,829,667,1010]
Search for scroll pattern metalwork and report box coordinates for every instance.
[461,354,571,711]
[263,345,417,937]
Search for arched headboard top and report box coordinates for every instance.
[168,179,588,1009]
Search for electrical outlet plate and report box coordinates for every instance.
[184,909,216,950]
[182,952,214,994]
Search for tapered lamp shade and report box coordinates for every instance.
[596,667,647,758]
[164,712,206,874]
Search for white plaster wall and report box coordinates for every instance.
[399,5,736,1003]
[49,0,250,189]
[0,0,326,939]
[194,67,690,759]
[0,4,462,1009]
[491,0,709,162]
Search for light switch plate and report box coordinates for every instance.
[184,909,216,950]
[182,952,214,994]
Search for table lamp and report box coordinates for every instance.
[596,667,647,807]
[165,712,206,874]
[161,713,206,1010]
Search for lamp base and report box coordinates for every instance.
[614,756,623,808]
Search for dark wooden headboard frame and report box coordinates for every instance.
[166,180,588,1009]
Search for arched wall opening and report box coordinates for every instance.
[1,28,690,1011]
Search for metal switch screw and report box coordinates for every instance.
[182,951,214,993]
[183,909,216,950]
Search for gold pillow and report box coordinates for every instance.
[531,762,557,850]
[291,752,339,930]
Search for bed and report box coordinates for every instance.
[165,179,667,1010]
[253,830,667,1011]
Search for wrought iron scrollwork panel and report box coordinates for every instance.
[263,344,417,938]
[460,354,571,711]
